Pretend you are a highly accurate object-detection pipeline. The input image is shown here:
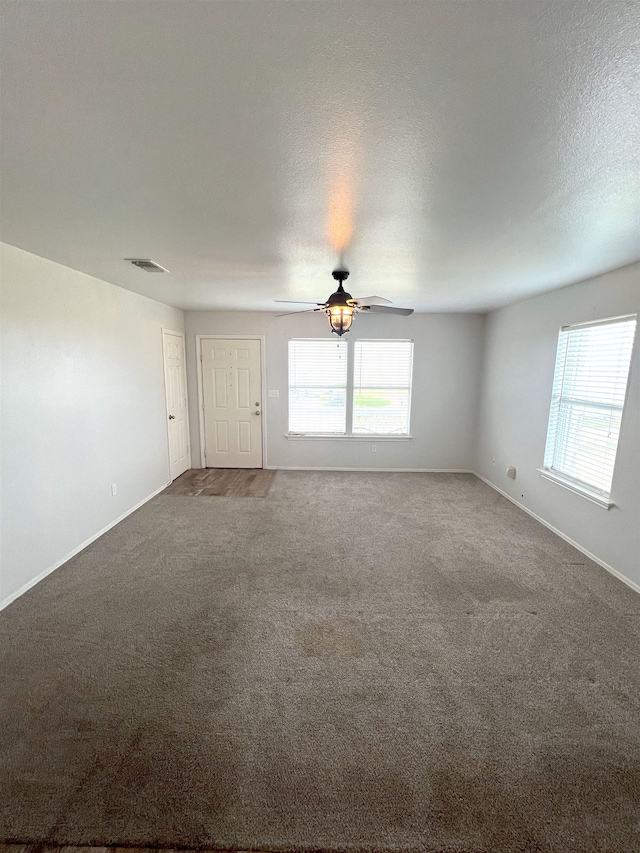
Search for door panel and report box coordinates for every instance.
[216,420,229,452]
[237,368,250,407]
[201,338,262,468]
[163,331,190,482]
[214,368,227,406]
[238,421,251,452]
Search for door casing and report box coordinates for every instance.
[196,335,267,469]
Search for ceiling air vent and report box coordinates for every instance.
[126,258,169,273]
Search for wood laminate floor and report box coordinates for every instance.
[0,847,264,853]
[162,468,276,497]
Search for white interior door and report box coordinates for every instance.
[163,330,190,481]
[200,338,263,468]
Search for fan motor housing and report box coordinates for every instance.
[328,269,353,305]
[326,288,353,306]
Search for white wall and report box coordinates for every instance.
[0,243,184,605]
[185,311,485,472]
[476,263,640,589]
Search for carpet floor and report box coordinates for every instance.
[1,472,639,853]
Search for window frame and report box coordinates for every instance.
[287,338,349,436]
[287,337,415,439]
[538,314,637,509]
[351,339,414,437]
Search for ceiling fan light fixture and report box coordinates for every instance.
[327,303,355,336]
[326,269,355,335]
[274,267,413,331]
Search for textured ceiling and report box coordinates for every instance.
[1,0,639,312]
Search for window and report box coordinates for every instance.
[353,340,413,435]
[288,338,413,436]
[542,315,636,504]
[288,339,348,434]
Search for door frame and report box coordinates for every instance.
[195,335,268,469]
[162,328,191,482]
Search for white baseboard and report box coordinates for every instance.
[473,472,640,595]
[266,466,475,473]
[0,482,169,612]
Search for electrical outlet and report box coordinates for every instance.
[268,390,279,397]
[111,483,118,496]
[371,445,377,453]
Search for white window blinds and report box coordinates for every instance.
[288,339,348,434]
[353,340,413,435]
[543,316,636,498]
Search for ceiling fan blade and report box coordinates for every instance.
[351,295,392,306]
[366,304,414,316]
[274,300,324,305]
[276,308,322,317]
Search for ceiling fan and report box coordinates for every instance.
[275,270,414,336]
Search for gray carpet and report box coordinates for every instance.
[1,472,639,853]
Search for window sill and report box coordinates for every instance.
[536,469,615,509]
[286,434,413,441]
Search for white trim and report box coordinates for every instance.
[195,337,206,468]
[195,335,268,470]
[162,328,191,483]
[561,313,636,332]
[536,468,614,509]
[266,466,474,473]
[0,482,169,612]
[285,434,412,441]
[345,338,416,342]
[473,473,640,595]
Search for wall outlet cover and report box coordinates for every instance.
[506,467,516,479]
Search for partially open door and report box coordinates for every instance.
[163,329,190,481]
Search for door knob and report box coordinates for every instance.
[254,411,261,416]
[169,414,175,420]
